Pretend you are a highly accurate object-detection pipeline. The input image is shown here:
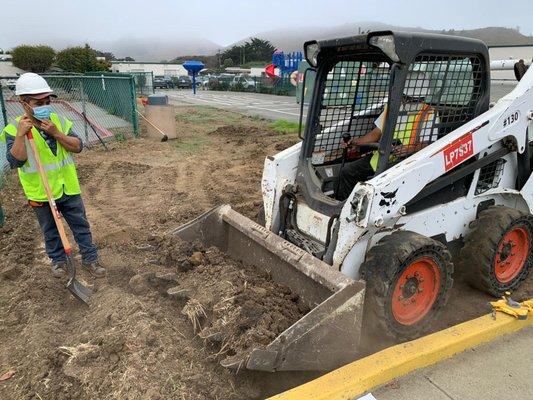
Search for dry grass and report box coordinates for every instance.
[181,298,207,333]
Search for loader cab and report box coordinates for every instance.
[295,31,490,216]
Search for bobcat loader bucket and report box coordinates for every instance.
[171,205,366,372]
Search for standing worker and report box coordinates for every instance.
[0,73,106,278]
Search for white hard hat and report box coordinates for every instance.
[15,73,54,97]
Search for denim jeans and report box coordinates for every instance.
[31,194,98,264]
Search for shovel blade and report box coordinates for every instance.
[67,278,93,305]
[65,256,92,305]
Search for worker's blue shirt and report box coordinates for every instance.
[5,129,83,169]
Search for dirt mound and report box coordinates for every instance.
[147,235,309,365]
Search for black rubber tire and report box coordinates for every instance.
[361,231,454,341]
[459,205,533,297]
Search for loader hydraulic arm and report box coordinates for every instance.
[363,67,533,225]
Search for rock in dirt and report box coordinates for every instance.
[128,273,152,295]
[0,369,16,382]
[167,286,194,300]
[188,251,205,266]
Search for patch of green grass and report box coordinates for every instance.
[250,114,269,122]
[268,119,301,135]
[175,106,223,124]
[114,132,126,142]
[172,136,212,154]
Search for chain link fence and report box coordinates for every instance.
[1,73,138,175]
[131,72,154,95]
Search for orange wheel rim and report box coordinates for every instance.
[494,226,529,283]
[391,257,441,325]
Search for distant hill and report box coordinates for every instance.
[93,36,222,62]
[229,23,533,52]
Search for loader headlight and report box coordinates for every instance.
[368,34,400,63]
[304,41,320,68]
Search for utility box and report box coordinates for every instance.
[147,94,169,106]
[144,103,177,140]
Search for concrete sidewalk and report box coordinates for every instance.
[371,326,533,400]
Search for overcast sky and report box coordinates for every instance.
[2,0,532,51]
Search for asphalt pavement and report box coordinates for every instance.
[164,81,515,123]
[165,89,307,122]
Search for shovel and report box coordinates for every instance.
[26,129,92,304]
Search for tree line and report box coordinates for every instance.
[170,38,276,70]
[10,44,135,73]
[9,37,277,74]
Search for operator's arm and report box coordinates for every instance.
[351,126,382,146]
[40,120,83,153]
[342,108,386,149]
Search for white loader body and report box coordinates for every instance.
[262,67,533,280]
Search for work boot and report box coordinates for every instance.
[82,261,107,278]
[51,262,67,278]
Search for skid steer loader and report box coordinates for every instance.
[174,31,533,372]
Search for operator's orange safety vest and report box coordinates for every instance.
[370,104,435,171]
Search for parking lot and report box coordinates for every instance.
[164,80,515,124]
[166,90,308,121]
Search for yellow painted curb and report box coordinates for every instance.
[268,300,533,400]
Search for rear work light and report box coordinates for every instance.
[369,34,400,63]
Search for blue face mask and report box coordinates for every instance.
[33,105,52,120]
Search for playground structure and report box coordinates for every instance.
[183,60,205,94]
[265,51,303,82]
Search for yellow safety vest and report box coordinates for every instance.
[0,113,81,202]
[370,104,434,171]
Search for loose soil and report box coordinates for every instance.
[0,105,531,399]
[145,236,309,364]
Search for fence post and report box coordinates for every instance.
[79,77,89,143]
[0,82,8,129]
[130,76,139,137]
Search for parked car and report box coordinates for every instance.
[206,74,233,90]
[230,74,257,90]
[153,76,174,89]
[175,76,192,89]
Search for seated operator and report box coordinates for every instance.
[336,73,438,201]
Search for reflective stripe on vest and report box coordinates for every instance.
[369,105,434,171]
[0,113,81,201]
[20,153,75,174]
